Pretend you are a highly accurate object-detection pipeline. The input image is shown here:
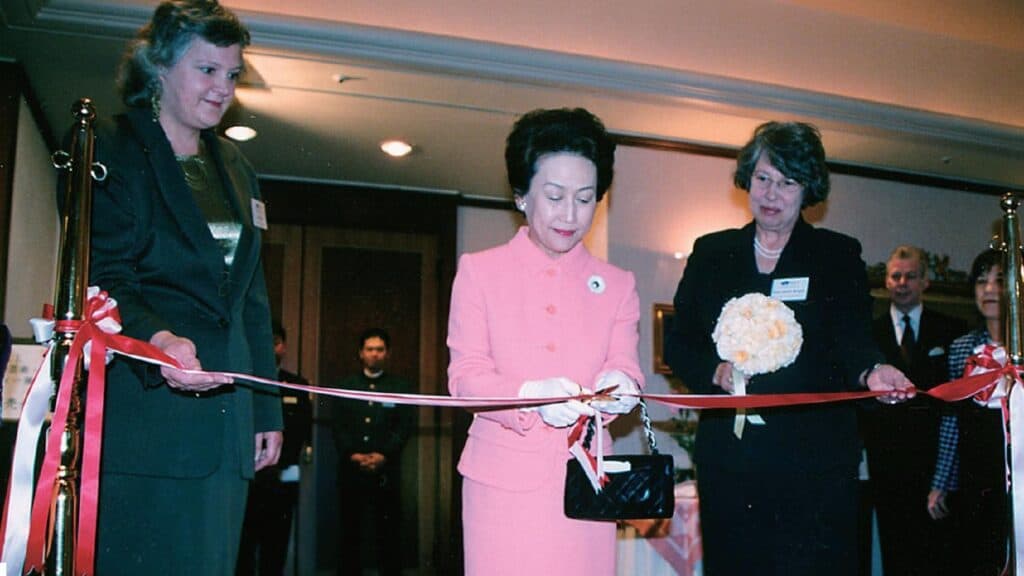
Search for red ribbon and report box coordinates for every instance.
[7,286,1013,576]
[642,368,1010,411]
[22,292,181,576]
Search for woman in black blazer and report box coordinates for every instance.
[665,121,912,576]
[85,2,282,574]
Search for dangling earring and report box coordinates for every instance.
[150,87,161,123]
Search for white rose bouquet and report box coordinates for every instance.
[712,293,803,437]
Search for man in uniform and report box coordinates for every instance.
[330,328,414,576]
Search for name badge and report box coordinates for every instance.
[382,402,396,408]
[251,199,268,230]
[771,277,809,301]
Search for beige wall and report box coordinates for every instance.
[4,98,58,339]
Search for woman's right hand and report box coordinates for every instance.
[712,362,736,393]
[149,330,233,392]
[518,377,595,427]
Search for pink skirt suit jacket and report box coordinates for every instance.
[447,227,643,575]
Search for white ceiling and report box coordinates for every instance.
[1,0,1022,200]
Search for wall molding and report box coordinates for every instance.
[18,0,1024,155]
[615,134,1023,196]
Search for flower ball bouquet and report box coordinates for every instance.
[712,293,803,438]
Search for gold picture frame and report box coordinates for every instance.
[652,303,675,375]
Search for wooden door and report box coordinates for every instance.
[299,226,446,574]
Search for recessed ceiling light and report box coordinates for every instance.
[381,140,413,157]
[225,125,257,142]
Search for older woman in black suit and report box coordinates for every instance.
[83,1,282,573]
[665,121,912,576]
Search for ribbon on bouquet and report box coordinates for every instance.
[729,369,764,439]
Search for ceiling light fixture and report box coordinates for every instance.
[380,140,413,158]
[225,125,257,142]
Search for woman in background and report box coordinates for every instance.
[932,249,1007,576]
[665,121,912,576]
[447,107,643,575]
[86,1,282,573]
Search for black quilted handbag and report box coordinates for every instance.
[564,400,675,520]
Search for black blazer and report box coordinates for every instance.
[862,307,965,481]
[87,107,282,479]
[872,307,964,392]
[666,218,882,479]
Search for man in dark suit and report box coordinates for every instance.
[862,245,965,576]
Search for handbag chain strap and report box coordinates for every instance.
[639,399,659,454]
[582,398,659,454]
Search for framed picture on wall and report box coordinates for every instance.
[652,303,675,375]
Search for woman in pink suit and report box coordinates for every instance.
[447,108,644,575]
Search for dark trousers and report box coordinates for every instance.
[872,478,956,576]
[237,472,299,575]
[960,486,1009,576]
[699,468,859,576]
[337,462,402,576]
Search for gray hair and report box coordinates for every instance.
[887,245,928,277]
[117,0,250,107]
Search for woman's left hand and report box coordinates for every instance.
[254,431,283,471]
[590,370,641,414]
[865,363,915,404]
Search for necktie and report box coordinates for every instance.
[900,314,915,366]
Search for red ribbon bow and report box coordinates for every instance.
[963,343,1019,405]
[23,290,180,576]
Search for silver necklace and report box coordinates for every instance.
[753,237,783,259]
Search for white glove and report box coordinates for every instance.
[590,370,640,415]
[518,377,595,428]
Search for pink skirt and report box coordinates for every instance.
[462,468,616,575]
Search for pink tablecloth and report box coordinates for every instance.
[617,481,702,576]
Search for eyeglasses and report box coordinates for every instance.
[751,171,802,194]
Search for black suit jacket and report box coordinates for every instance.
[86,107,282,479]
[872,307,963,392]
[665,218,882,481]
[276,369,312,469]
[862,307,965,485]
